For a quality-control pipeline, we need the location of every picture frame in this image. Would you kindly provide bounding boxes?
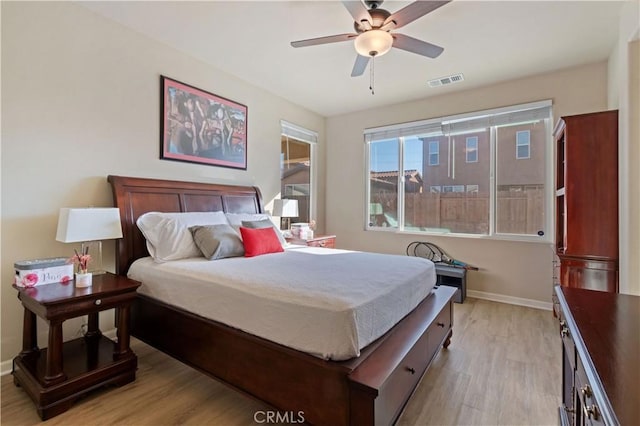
[160,76,247,170]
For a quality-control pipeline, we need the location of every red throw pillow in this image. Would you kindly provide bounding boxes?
[240,226,285,257]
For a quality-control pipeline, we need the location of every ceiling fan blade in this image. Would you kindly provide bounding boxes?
[342,1,372,28]
[385,1,451,30]
[291,33,357,48]
[351,54,370,77]
[393,33,444,58]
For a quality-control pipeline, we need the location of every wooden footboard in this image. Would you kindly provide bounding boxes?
[349,285,455,425]
[131,285,456,425]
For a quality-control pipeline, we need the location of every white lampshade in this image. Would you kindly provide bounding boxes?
[272,199,299,218]
[56,208,123,243]
[354,30,393,57]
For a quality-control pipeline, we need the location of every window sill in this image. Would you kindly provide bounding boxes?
[366,227,553,245]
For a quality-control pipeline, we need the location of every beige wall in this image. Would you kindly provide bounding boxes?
[607,0,640,296]
[0,2,325,365]
[326,62,609,305]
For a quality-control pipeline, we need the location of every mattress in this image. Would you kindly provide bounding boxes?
[128,246,436,360]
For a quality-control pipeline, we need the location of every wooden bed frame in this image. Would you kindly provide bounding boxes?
[108,175,456,425]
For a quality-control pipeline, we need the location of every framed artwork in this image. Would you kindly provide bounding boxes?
[160,76,247,170]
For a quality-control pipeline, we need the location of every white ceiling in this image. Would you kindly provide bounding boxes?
[79,1,624,117]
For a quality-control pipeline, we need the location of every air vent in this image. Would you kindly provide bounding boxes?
[428,73,465,88]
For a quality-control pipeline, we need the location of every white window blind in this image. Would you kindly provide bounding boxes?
[364,100,551,142]
[281,120,318,144]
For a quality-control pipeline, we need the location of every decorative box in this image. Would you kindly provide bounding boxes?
[290,222,310,238]
[14,257,73,287]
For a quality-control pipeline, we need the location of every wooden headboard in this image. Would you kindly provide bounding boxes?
[108,175,264,275]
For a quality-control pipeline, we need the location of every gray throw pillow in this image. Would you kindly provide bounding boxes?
[189,224,245,260]
[241,219,287,247]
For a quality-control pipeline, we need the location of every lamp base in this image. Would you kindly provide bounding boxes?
[81,240,104,275]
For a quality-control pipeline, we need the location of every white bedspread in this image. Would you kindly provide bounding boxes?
[128,246,436,360]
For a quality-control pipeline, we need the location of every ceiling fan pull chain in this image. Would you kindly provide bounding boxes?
[370,54,375,95]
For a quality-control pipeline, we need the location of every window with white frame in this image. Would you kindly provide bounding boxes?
[281,121,317,227]
[365,101,552,239]
[516,130,531,159]
[428,141,439,165]
[466,136,478,163]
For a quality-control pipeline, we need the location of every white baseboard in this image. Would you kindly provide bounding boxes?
[1,359,13,377]
[1,328,118,377]
[467,289,552,311]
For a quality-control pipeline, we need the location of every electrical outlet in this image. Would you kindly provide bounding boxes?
[77,322,88,337]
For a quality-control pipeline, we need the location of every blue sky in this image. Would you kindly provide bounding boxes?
[370,137,423,172]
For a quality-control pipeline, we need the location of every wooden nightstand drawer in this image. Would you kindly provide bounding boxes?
[287,234,336,248]
[306,236,335,248]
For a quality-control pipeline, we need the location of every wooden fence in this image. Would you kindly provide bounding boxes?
[372,190,544,235]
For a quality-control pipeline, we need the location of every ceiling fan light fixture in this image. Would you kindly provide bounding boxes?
[354,30,393,57]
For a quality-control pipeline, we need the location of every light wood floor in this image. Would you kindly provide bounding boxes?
[1,298,560,425]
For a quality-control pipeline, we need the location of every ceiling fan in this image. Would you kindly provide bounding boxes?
[291,0,451,78]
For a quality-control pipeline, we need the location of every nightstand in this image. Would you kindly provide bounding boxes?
[434,264,466,303]
[286,234,336,248]
[12,272,141,420]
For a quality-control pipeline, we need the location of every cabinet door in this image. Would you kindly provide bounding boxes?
[562,112,618,259]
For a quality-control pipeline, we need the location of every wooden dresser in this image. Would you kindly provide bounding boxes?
[554,110,618,292]
[554,286,639,425]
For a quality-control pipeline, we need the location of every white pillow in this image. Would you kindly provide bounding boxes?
[225,213,287,248]
[137,211,229,262]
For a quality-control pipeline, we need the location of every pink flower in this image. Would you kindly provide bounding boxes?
[22,273,38,288]
[60,275,72,284]
[68,248,91,273]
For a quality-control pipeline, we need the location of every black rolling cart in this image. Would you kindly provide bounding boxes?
[407,241,477,304]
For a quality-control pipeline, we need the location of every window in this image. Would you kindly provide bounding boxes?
[281,121,317,227]
[466,137,478,163]
[365,100,552,239]
[443,185,465,193]
[368,138,399,228]
[516,130,531,159]
[428,141,439,165]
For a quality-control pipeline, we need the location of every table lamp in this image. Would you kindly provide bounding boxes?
[272,199,299,231]
[56,207,123,275]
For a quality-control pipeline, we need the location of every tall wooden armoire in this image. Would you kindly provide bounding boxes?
[554,110,618,292]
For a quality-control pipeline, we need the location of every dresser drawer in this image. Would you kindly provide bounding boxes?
[428,300,452,355]
[558,311,576,371]
[576,358,606,426]
[375,331,430,425]
[559,256,618,292]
